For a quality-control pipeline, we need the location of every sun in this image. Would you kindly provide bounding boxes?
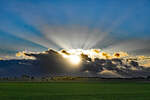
[69,55,81,65]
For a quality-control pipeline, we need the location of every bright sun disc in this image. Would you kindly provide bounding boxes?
[69,55,81,64]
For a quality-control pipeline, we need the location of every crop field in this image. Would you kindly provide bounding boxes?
[0,81,150,100]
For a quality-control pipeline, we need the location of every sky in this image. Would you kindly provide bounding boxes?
[0,0,150,58]
[0,0,150,77]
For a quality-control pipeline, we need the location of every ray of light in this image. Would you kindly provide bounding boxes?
[0,0,146,56]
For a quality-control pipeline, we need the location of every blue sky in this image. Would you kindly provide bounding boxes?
[0,0,150,58]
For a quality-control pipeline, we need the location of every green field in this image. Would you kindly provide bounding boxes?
[0,81,150,100]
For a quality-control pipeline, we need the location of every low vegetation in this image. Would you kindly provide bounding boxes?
[0,82,150,100]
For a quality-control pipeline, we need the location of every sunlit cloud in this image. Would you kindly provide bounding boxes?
[1,48,150,77]
[99,69,123,78]
[0,57,2,60]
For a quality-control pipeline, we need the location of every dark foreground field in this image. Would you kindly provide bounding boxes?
[0,81,150,100]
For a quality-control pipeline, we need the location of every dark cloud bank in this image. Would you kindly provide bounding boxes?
[0,49,150,78]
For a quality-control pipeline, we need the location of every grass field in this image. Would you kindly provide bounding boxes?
[0,81,150,100]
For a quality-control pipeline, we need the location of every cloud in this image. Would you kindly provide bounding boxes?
[20,49,83,74]
[16,51,26,57]
[113,52,128,58]
[142,63,150,68]
[14,49,150,77]
[99,70,123,78]
[16,51,35,59]
[139,59,150,68]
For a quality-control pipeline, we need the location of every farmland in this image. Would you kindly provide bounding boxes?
[0,81,150,100]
